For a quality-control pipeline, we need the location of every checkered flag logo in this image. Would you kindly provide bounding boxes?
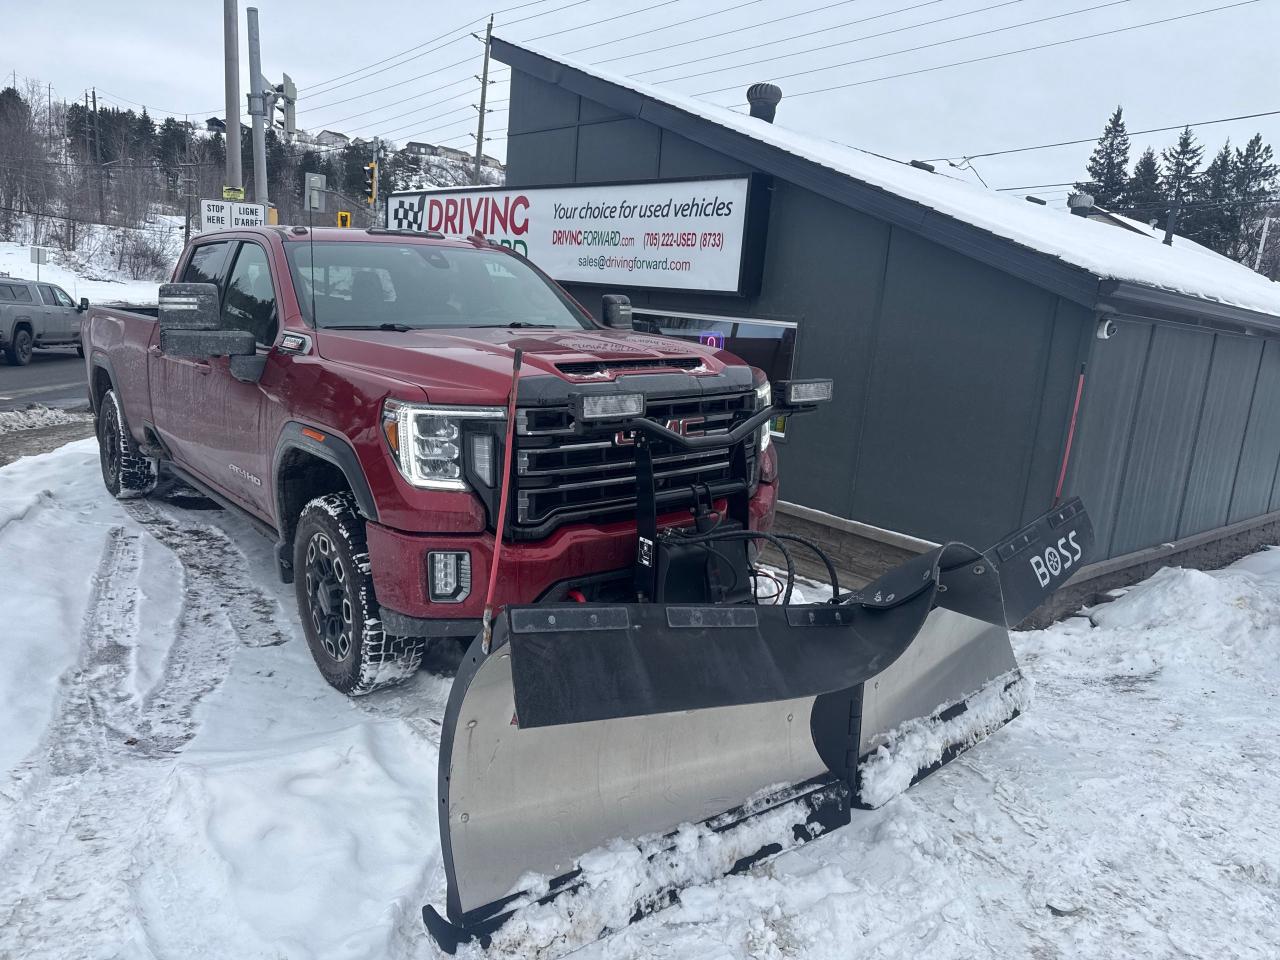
[390,196,426,231]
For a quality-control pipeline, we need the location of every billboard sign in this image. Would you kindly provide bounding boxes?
[386,176,764,294]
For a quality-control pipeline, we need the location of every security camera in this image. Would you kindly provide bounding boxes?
[1096,318,1118,341]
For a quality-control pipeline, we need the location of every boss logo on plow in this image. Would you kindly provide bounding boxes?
[1029,531,1083,587]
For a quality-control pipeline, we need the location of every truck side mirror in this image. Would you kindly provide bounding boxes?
[157,282,255,360]
[601,294,632,330]
[77,297,89,312]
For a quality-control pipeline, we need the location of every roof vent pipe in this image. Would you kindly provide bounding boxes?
[746,83,782,123]
[1068,191,1095,217]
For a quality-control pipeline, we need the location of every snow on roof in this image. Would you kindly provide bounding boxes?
[498,38,1280,320]
[1099,209,1243,266]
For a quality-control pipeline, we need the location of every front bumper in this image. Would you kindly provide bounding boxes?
[370,476,778,635]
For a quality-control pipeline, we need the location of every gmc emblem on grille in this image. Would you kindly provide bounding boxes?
[613,417,706,446]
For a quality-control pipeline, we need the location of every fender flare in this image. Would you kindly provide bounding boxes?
[88,353,119,414]
[272,421,379,523]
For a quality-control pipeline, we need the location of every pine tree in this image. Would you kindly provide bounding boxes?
[1126,147,1164,226]
[131,108,155,162]
[1231,134,1279,263]
[1182,142,1234,253]
[1076,106,1130,208]
[1160,126,1204,206]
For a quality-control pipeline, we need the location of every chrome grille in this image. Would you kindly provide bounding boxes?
[512,391,757,534]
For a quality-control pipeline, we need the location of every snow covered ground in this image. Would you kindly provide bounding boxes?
[2,439,1278,959]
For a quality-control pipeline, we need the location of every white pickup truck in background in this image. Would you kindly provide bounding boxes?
[0,275,88,365]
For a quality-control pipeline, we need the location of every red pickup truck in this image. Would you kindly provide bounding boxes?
[84,226,778,694]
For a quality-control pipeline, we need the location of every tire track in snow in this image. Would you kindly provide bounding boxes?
[0,502,290,959]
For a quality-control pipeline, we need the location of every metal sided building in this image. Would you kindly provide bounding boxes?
[392,37,1280,583]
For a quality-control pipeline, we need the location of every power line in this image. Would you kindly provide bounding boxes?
[767,1,1261,102]
[599,0,868,66]
[297,50,483,113]
[502,0,593,28]
[91,88,216,119]
[927,108,1280,162]
[300,27,477,94]
[296,0,585,111]
[693,0,1133,95]
[525,0,681,44]
[301,33,476,99]
[565,0,768,56]
[997,180,1080,191]
[650,0,1028,85]
[298,0,564,94]
[308,78,505,133]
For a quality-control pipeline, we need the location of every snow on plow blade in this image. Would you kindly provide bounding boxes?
[424,498,1093,954]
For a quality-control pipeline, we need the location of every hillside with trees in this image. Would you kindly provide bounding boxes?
[0,78,500,279]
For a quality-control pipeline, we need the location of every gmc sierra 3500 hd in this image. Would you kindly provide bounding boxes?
[83,226,780,694]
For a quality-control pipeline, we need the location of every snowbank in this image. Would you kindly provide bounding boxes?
[0,404,94,435]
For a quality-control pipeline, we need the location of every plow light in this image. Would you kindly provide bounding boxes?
[574,393,646,422]
[781,379,834,405]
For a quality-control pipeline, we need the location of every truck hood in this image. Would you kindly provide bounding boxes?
[314,326,740,404]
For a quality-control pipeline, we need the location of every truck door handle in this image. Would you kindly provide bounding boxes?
[148,345,162,356]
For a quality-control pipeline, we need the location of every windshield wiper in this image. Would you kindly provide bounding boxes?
[496,322,557,329]
[323,323,413,332]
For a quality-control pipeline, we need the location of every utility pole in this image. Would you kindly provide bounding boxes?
[223,0,243,198]
[91,87,104,221]
[247,6,269,205]
[1255,215,1272,272]
[472,15,493,186]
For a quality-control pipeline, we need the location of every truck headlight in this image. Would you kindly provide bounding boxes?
[383,400,505,490]
[754,380,772,451]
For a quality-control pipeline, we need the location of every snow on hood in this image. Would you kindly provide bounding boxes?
[497,38,1280,320]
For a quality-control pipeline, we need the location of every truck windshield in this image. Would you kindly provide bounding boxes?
[283,241,592,330]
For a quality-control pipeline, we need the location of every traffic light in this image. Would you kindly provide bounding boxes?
[363,161,378,206]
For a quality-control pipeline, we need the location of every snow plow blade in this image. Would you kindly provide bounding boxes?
[424,498,1092,954]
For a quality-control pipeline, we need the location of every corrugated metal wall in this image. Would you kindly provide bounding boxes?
[1067,319,1280,559]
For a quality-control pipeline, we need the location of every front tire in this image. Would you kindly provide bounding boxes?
[5,327,33,365]
[293,492,425,696]
[97,388,156,498]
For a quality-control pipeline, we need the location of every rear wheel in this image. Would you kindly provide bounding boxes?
[5,327,33,366]
[293,492,425,696]
[97,388,156,498]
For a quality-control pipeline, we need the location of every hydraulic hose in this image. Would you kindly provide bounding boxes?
[768,534,840,603]
[671,529,797,604]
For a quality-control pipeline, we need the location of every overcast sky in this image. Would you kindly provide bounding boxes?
[3,0,1276,201]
